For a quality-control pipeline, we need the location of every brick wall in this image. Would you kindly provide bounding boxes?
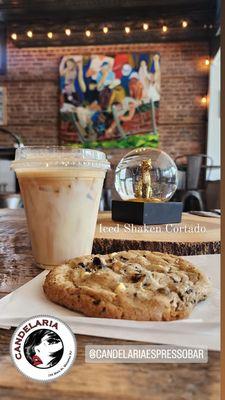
[0,41,209,159]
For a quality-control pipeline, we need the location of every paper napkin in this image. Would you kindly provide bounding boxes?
[0,255,220,351]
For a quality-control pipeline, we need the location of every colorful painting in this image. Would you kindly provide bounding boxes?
[59,53,160,148]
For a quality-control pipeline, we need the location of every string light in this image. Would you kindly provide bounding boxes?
[182,20,188,28]
[27,30,33,38]
[65,28,71,36]
[204,58,210,66]
[143,23,149,31]
[201,96,207,105]
[11,20,212,41]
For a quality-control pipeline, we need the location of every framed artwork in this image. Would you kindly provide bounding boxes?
[59,53,160,149]
[0,87,7,125]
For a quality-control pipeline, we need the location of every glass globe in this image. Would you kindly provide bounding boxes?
[115,148,178,202]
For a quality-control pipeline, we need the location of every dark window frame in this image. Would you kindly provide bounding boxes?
[0,25,7,75]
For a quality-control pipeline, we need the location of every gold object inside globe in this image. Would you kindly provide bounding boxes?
[132,159,162,202]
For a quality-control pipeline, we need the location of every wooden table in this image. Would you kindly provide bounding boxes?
[93,211,220,255]
[0,209,220,400]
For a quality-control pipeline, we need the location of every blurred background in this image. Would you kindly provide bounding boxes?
[0,0,221,213]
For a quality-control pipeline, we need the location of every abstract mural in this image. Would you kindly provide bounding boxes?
[59,53,160,148]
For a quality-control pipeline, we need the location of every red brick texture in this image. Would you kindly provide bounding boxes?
[0,41,209,159]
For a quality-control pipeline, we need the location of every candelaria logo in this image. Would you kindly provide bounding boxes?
[10,315,76,382]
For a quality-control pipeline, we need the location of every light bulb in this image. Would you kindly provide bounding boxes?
[182,20,188,28]
[204,58,210,66]
[47,32,53,39]
[143,23,149,31]
[27,30,33,38]
[65,28,71,36]
[85,30,91,37]
[201,96,207,105]
[11,33,17,40]
[162,25,168,33]
[103,26,109,34]
[125,26,131,34]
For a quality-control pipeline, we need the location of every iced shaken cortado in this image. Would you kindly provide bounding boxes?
[12,147,110,269]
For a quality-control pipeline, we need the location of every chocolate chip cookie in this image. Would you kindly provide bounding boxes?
[43,251,211,321]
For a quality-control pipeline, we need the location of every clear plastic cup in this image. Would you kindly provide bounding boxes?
[11,146,110,269]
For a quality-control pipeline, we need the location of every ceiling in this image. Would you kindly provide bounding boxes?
[0,0,220,46]
[0,0,218,23]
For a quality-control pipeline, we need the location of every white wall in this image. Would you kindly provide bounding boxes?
[207,48,221,181]
[0,159,16,192]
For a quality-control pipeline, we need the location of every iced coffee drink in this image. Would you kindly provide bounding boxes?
[12,147,110,268]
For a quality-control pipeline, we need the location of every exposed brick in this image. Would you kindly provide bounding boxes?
[0,40,209,158]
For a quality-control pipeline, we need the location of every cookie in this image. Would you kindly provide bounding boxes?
[43,251,211,321]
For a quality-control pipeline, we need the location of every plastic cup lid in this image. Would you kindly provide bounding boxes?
[11,146,110,170]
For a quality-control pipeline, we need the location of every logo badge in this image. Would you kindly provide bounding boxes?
[10,315,76,381]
